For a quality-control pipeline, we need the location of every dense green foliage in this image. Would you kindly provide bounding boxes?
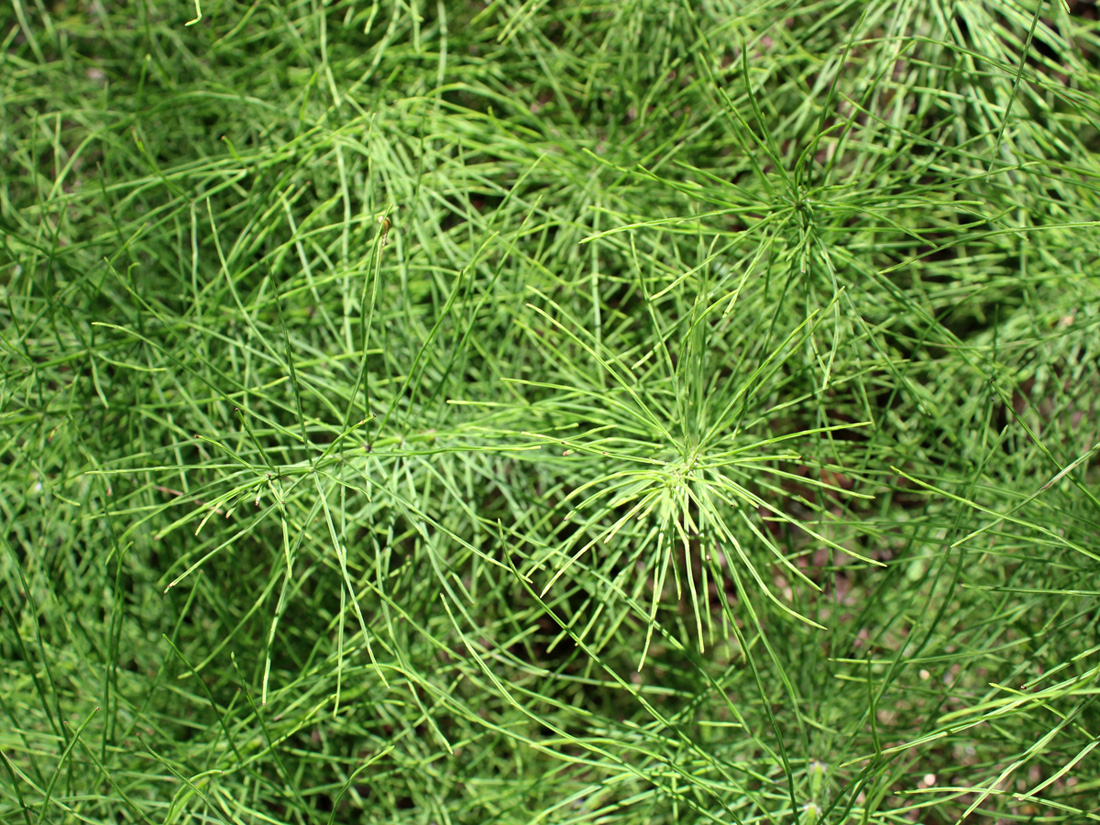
[3,0,1100,822]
